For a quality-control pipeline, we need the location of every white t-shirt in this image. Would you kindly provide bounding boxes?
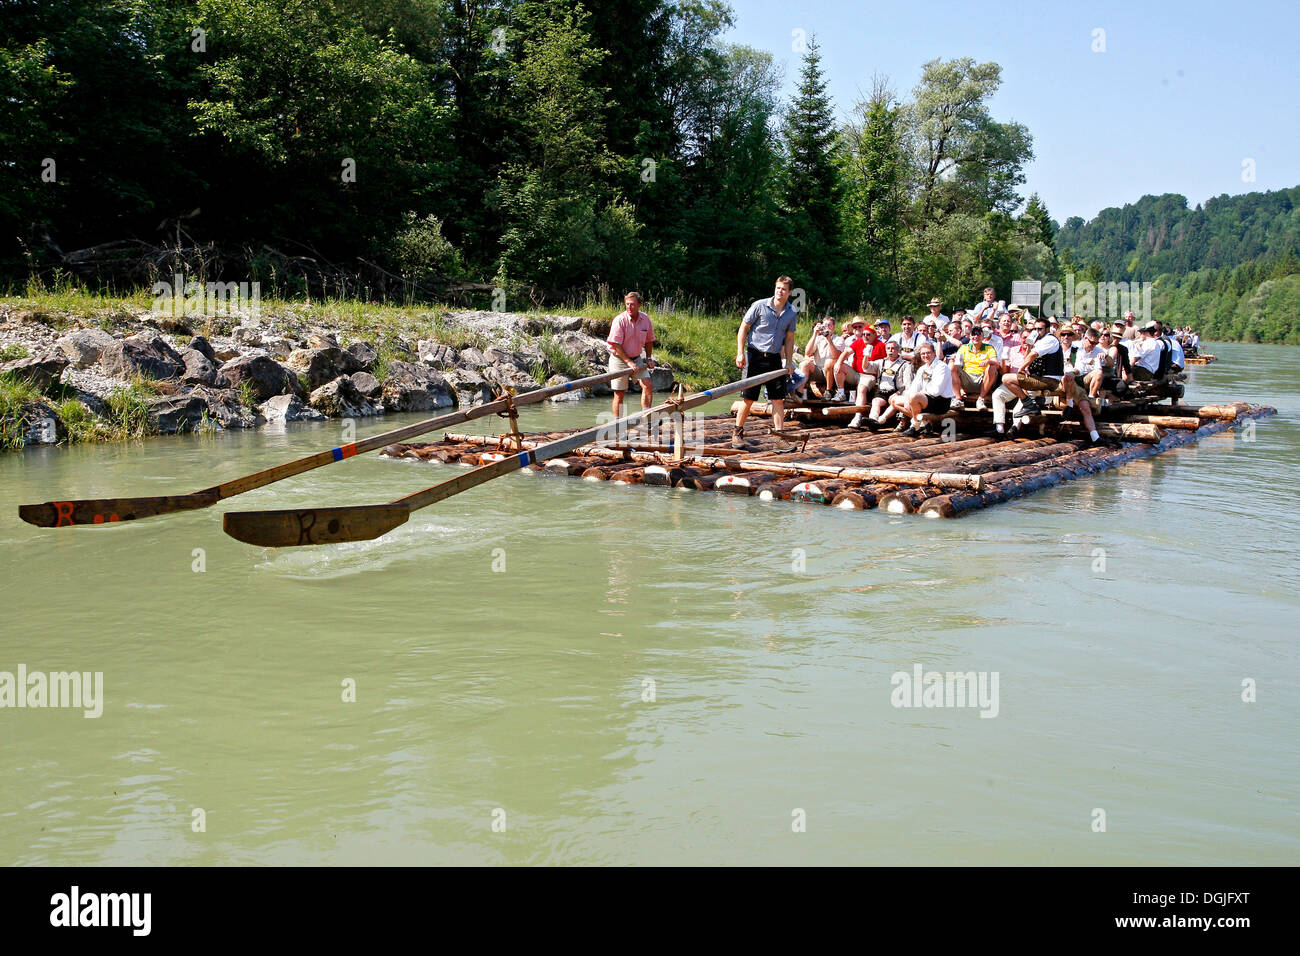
[889,330,926,354]
[907,357,956,399]
[1167,336,1185,367]
[1133,337,1164,373]
[1073,343,1106,375]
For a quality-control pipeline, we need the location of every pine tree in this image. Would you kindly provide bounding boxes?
[783,36,841,288]
[1020,193,1054,249]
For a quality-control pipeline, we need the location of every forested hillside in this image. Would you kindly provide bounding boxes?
[1056,189,1300,343]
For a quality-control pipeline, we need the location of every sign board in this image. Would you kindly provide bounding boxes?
[1011,280,1042,308]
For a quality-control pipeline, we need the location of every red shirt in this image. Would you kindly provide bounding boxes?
[847,336,885,373]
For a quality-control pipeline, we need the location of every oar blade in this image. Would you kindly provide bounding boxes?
[222,504,410,548]
[19,493,217,527]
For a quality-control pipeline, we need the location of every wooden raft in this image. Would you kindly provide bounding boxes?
[378,403,1275,519]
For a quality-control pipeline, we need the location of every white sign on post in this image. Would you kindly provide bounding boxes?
[1011,280,1042,308]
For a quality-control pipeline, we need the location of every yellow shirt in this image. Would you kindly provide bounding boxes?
[956,342,997,377]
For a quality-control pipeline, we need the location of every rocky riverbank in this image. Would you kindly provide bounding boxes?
[0,305,675,449]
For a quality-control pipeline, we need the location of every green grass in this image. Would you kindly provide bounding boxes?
[0,372,45,450]
[103,384,156,441]
[536,331,594,380]
[0,343,30,361]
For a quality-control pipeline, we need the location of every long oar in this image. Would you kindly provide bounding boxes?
[223,367,786,547]
[18,366,637,527]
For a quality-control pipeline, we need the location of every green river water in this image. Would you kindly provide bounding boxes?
[1,341,1296,865]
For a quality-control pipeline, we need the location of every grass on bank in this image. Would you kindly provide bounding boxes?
[5,284,870,392]
[0,367,167,450]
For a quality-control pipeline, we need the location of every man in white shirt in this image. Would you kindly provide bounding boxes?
[1130,321,1166,380]
[998,316,1102,442]
[925,297,949,328]
[890,341,955,437]
[888,315,926,359]
[1164,324,1185,371]
[1073,327,1107,401]
[969,287,1001,324]
[797,316,839,398]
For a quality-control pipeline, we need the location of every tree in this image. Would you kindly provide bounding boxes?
[782,35,841,287]
[840,77,908,304]
[908,57,1032,226]
[492,2,640,290]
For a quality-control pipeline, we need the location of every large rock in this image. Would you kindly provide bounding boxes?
[482,364,542,392]
[306,330,338,350]
[285,346,361,390]
[210,338,242,362]
[259,393,326,423]
[545,374,583,402]
[416,340,457,370]
[146,386,257,433]
[548,314,584,333]
[381,361,456,412]
[56,328,115,368]
[6,401,62,445]
[550,331,605,368]
[345,341,378,372]
[178,347,225,387]
[99,333,185,381]
[0,351,69,391]
[349,371,382,402]
[309,375,381,418]
[218,354,304,402]
[443,369,494,407]
[456,346,486,369]
[483,345,528,371]
[260,335,300,360]
[187,335,217,361]
[580,316,612,338]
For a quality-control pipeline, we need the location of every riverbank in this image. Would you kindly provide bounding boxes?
[0,291,730,451]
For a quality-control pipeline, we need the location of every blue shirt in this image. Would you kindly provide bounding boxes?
[742,298,798,354]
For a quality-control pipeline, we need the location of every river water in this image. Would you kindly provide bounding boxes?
[1,341,1296,865]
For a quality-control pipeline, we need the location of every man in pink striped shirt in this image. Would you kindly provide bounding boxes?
[606,291,656,417]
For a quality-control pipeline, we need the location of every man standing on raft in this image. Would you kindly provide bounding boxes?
[732,276,799,451]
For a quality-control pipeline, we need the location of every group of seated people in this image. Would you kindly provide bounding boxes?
[793,288,1194,443]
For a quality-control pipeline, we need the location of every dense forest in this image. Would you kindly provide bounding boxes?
[2,0,1051,313]
[2,0,1296,341]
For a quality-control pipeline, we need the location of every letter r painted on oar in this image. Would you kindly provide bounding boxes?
[54,501,75,526]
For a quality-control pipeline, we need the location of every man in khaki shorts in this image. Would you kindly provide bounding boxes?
[606,291,655,418]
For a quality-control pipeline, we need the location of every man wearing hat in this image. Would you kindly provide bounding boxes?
[1130,320,1166,380]
[926,297,949,327]
[830,316,884,401]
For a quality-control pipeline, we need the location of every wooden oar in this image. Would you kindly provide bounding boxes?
[223,368,787,547]
[18,366,635,527]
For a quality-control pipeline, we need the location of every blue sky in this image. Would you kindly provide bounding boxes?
[724,0,1300,223]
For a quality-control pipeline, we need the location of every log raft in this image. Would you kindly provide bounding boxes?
[380,401,1275,519]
